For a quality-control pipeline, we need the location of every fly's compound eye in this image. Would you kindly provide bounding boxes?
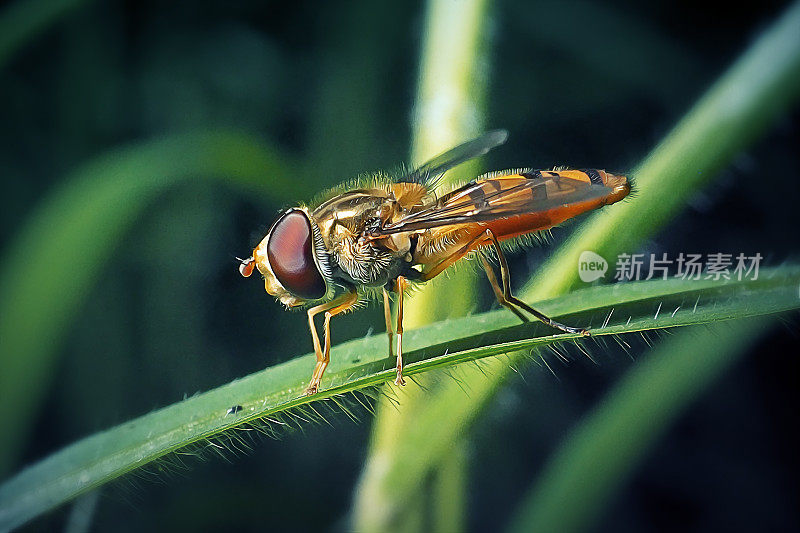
[266,210,327,300]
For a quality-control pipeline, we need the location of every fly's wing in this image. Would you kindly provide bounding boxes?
[399,129,509,185]
[375,171,612,235]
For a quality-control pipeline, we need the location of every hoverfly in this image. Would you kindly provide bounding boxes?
[239,130,630,395]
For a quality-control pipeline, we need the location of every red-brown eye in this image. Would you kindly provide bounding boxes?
[266,210,326,300]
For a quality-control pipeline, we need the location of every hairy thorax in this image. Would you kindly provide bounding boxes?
[312,188,413,287]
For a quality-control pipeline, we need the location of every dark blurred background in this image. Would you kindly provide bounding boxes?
[0,0,798,531]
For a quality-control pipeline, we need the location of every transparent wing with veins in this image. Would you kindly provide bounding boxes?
[399,129,509,185]
[376,171,613,235]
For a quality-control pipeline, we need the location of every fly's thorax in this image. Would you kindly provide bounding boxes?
[387,233,412,256]
[252,208,333,308]
[309,189,414,287]
[326,224,404,287]
[312,189,392,242]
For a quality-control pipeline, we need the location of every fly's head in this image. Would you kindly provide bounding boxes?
[239,208,330,308]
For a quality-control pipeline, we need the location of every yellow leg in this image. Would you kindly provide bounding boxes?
[305,290,359,395]
[421,229,589,336]
[394,276,409,386]
[383,288,394,359]
[418,231,491,282]
[480,230,589,336]
[480,254,528,323]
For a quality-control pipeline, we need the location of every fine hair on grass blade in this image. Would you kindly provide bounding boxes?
[1,268,799,530]
[507,317,775,533]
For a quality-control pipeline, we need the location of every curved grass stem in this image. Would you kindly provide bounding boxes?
[1,269,798,530]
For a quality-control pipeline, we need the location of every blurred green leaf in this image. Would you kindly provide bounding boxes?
[524,0,800,301]
[517,1,702,108]
[2,267,798,531]
[0,130,298,475]
[349,1,800,525]
[507,317,774,533]
[433,441,468,533]
[0,0,88,71]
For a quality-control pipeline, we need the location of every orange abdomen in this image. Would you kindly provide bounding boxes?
[484,169,630,240]
[414,169,630,264]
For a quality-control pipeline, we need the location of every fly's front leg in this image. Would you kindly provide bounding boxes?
[482,230,589,336]
[393,277,409,386]
[305,290,359,395]
[306,301,335,396]
[382,288,394,359]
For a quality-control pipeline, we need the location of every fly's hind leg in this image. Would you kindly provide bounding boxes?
[305,290,359,395]
[416,228,588,339]
[479,254,528,323]
[480,230,589,336]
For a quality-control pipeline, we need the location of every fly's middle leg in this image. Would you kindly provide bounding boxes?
[382,288,394,359]
[393,276,409,386]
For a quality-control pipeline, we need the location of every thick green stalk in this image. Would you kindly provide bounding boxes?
[405,0,491,328]
[353,0,492,530]
[433,441,468,533]
[348,0,800,522]
[507,317,773,533]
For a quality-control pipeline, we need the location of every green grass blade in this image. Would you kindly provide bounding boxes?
[0,131,297,475]
[507,317,774,533]
[347,1,800,520]
[1,267,798,530]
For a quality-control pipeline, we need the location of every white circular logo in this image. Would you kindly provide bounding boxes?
[578,251,608,282]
